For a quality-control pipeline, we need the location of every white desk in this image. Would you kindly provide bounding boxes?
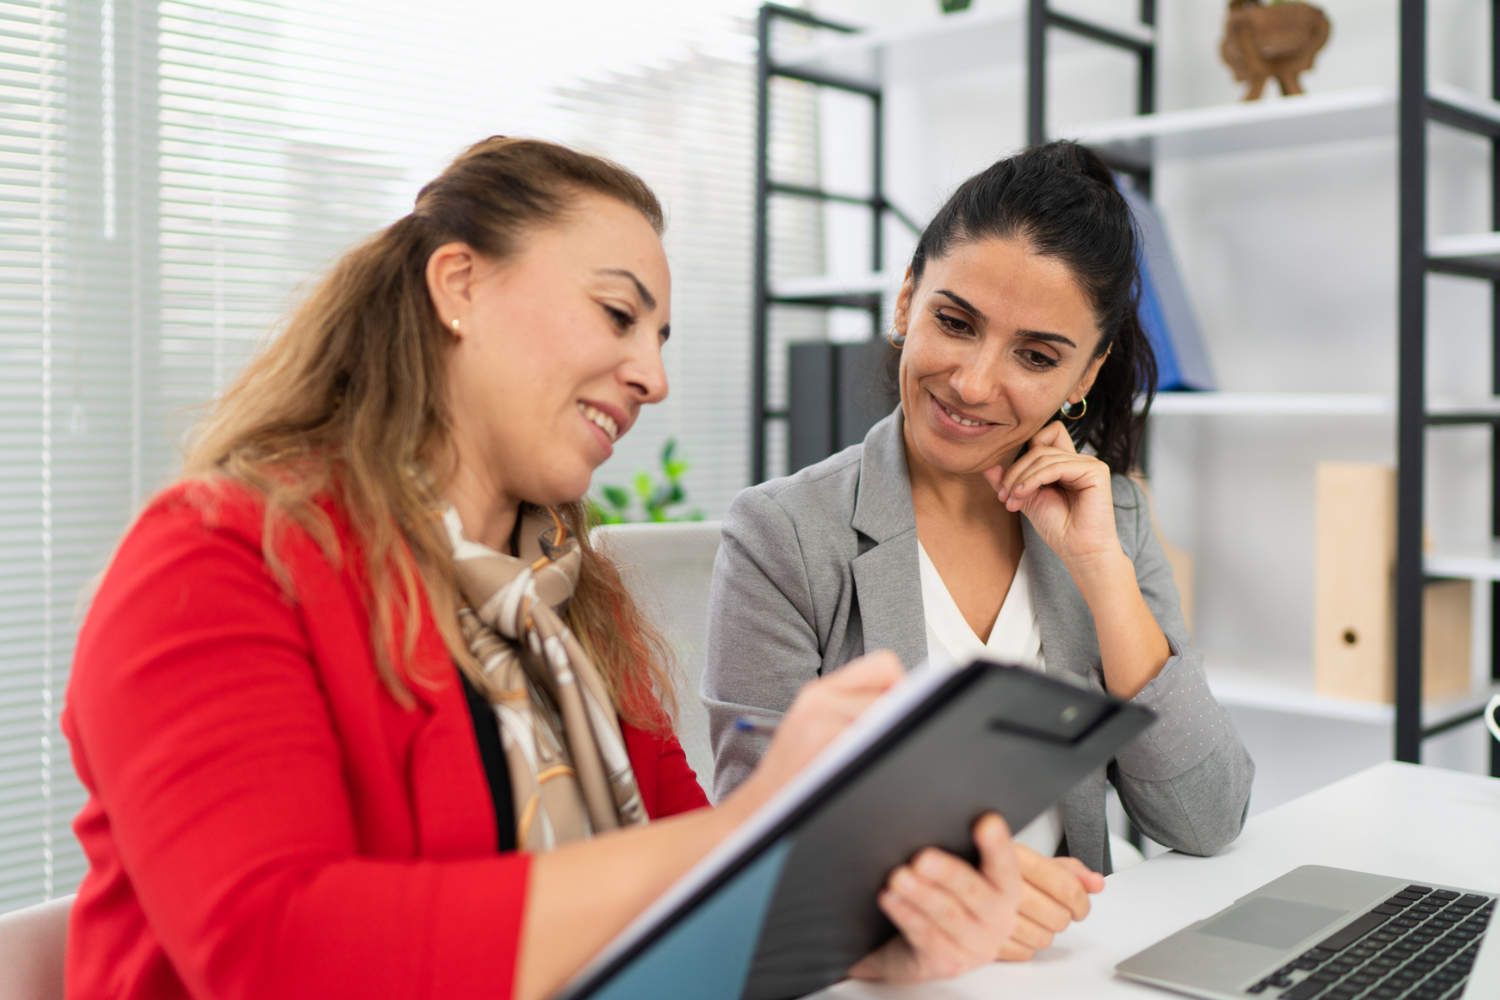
[820,762,1500,999]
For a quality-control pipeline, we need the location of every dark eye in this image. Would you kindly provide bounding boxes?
[934,311,972,336]
[603,305,633,330]
[1018,349,1060,371]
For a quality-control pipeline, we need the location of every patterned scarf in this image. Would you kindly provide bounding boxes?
[443,505,648,850]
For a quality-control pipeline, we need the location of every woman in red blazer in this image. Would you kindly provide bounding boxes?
[63,137,1023,1000]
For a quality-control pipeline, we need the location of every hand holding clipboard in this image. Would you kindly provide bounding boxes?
[557,655,1155,1000]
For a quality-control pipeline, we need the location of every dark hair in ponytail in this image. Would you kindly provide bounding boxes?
[900,140,1156,474]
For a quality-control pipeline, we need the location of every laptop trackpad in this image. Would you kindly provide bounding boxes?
[1199,898,1348,950]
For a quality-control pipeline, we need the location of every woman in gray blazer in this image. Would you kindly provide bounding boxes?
[703,142,1253,958]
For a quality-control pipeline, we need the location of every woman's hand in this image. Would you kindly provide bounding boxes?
[847,813,1023,984]
[983,420,1119,575]
[726,651,906,820]
[986,420,1171,700]
[520,652,905,1000]
[997,845,1105,961]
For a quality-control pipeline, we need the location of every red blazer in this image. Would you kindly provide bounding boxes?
[62,481,708,1000]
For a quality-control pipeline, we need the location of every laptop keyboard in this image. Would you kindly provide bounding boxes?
[1244,886,1495,1000]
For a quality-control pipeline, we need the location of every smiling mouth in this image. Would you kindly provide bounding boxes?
[578,402,620,442]
[933,394,993,429]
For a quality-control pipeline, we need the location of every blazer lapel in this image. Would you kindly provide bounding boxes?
[850,538,924,668]
[1021,518,1101,689]
[849,408,927,670]
[386,576,498,857]
[1020,519,1112,872]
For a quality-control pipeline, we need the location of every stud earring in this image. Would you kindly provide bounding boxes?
[450,318,460,333]
[887,325,906,349]
[1060,398,1088,420]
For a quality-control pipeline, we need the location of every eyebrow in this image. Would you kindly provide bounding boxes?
[933,288,1077,349]
[597,267,656,311]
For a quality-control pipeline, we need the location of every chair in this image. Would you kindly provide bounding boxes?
[593,520,723,800]
[0,895,72,1000]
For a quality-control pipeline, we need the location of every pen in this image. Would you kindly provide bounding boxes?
[733,714,780,735]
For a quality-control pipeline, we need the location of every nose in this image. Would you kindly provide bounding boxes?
[621,330,669,405]
[949,340,1004,405]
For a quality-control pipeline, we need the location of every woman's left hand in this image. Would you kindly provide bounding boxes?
[983,420,1120,574]
[997,844,1105,961]
[847,813,1023,984]
[987,420,1172,700]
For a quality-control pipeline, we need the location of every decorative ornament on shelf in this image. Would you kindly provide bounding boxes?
[1220,0,1331,101]
[938,0,972,12]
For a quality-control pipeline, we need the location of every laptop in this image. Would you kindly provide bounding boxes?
[1118,865,1497,1000]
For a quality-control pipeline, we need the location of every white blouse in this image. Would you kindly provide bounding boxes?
[916,541,1065,857]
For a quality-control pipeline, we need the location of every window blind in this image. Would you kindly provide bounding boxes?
[557,46,761,516]
[1,0,105,908]
[0,0,763,914]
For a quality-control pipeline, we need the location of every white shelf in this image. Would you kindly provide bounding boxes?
[1067,87,1395,164]
[1147,393,1500,418]
[1428,79,1500,131]
[1429,231,1500,272]
[1206,659,1500,727]
[1147,392,1393,416]
[1068,82,1500,166]
[773,1,1151,90]
[769,271,896,303]
[1427,398,1500,420]
[1426,542,1500,582]
[1207,661,1393,723]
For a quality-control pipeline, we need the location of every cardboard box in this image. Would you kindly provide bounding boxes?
[1313,462,1471,703]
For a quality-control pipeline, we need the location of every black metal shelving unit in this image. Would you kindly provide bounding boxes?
[752,4,901,484]
[752,2,1156,484]
[1028,0,1156,191]
[1395,0,1500,776]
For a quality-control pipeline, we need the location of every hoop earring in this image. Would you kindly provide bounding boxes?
[887,325,905,349]
[1060,398,1087,420]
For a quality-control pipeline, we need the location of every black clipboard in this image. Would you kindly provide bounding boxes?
[554,656,1156,1000]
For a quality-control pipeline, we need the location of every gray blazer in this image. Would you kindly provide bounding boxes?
[702,408,1253,874]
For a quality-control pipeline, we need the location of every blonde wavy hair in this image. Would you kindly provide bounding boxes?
[182,136,677,730]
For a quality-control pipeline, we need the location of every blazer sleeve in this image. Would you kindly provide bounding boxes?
[700,487,824,802]
[1109,476,1255,857]
[64,500,530,1000]
[623,724,710,818]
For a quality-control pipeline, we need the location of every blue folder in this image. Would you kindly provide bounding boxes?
[1117,177,1217,392]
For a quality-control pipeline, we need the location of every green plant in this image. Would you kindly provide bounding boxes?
[588,438,704,525]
